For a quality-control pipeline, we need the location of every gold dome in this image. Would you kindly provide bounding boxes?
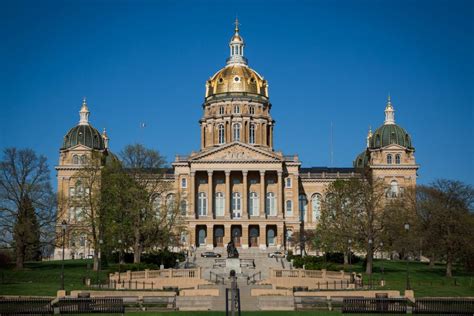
[205,64,268,99]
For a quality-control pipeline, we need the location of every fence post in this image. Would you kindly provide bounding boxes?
[145,269,149,279]
[126,270,131,280]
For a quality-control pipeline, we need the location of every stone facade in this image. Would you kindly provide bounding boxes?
[54,22,418,259]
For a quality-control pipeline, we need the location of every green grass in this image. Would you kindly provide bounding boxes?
[0,258,473,297]
[99,313,341,316]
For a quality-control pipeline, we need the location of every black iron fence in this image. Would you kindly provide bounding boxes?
[413,298,474,314]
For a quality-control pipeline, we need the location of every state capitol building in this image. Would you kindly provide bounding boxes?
[55,22,419,259]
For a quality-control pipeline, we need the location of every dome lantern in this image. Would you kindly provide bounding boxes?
[384,95,395,125]
[227,18,247,66]
[79,97,90,126]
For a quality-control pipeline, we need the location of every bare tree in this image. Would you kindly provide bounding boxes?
[0,148,56,268]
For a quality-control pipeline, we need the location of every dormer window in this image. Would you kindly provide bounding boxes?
[387,154,393,164]
[249,106,255,115]
[234,105,240,114]
[395,154,401,164]
[73,155,79,164]
[219,106,224,115]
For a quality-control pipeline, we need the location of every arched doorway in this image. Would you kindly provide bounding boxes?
[214,225,224,247]
[196,226,207,247]
[231,225,242,247]
[266,226,277,247]
[249,225,259,247]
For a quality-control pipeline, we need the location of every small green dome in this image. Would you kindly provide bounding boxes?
[62,124,105,150]
[369,124,412,149]
[354,150,370,168]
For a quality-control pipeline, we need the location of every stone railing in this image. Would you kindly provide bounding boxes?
[109,268,201,282]
[299,172,360,179]
[261,268,352,290]
[271,269,349,280]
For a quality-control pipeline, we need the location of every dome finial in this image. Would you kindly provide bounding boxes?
[79,97,90,125]
[366,125,372,147]
[227,18,247,65]
[234,17,240,32]
[102,127,109,148]
[384,95,395,125]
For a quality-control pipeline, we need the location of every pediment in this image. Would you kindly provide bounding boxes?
[62,144,94,152]
[190,142,281,162]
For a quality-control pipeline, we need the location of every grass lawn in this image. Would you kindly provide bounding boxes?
[0,258,473,297]
[96,313,341,316]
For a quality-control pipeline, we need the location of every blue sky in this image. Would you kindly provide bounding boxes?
[1,0,473,186]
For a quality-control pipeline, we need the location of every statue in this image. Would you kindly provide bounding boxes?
[226,240,239,258]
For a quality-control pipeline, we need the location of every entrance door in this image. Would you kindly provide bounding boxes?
[214,226,224,247]
[249,226,259,247]
[231,226,242,247]
[266,227,276,246]
[197,227,206,246]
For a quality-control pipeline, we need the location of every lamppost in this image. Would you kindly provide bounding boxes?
[404,223,411,290]
[368,238,373,289]
[380,241,385,286]
[348,239,353,283]
[96,239,103,286]
[60,220,67,291]
[118,239,122,284]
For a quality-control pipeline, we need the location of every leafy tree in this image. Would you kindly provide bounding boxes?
[13,196,41,266]
[0,148,56,269]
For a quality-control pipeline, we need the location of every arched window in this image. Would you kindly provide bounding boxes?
[152,194,162,216]
[75,181,84,196]
[299,194,308,222]
[389,180,399,198]
[249,124,256,144]
[266,192,276,216]
[387,154,393,164]
[311,194,322,221]
[249,106,255,114]
[234,105,240,114]
[215,192,225,216]
[73,155,79,164]
[375,135,381,147]
[232,192,242,218]
[218,124,225,144]
[395,154,401,164]
[249,192,259,216]
[233,124,241,141]
[166,193,175,214]
[267,228,276,246]
[286,200,293,216]
[180,200,187,215]
[198,192,207,216]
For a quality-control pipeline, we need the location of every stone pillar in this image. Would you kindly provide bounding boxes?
[242,170,248,219]
[224,225,231,244]
[260,171,265,218]
[207,225,214,250]
[225,171,231,218]
[189,225,196,247]
[190,172,196,218]
[293,174,298,220]
[277,224,284,248]
[277,171,283,219]
[263,123,267,147]
[208,171,213,218]
[259,224,266,249]
[210,123,214,146]
[242,224,249,249]
[201,123,205,149]
[269,125,273,149]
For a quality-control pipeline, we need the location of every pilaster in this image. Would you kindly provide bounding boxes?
[242,170,248,219]
[260,171,265,218]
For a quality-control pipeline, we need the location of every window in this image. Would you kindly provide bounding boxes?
[249,192,259,216]
[395,154,401,164]
[152,194,162,216]
[218,124,225,144]
[267,228,276,245]
[166,194,175,214]
[249,124,256,144]
[232,178,240,184]
[219,106,224,115]
[73,155,79,164]
[79,235,86,247]
[233,123,241,141]
[286,200,293,216]
[181,177,187,188]
[215,192,225,216]
[375,135,381,147]
[267,178,275,184]
[68,207,75,222]
[79,155,85,165]
[234,105,240,113]
[250,178,257,185]
[198,192,207,216]
[249,106,255,114]
[285,177,292,188]
[387,154,393,164]
[311,194,322,221]
[232,192,241,217]
[180,200,187,215]
[75,181,84,196]
[299,194,308,222]
[266,192,276,216]
[69,187,76,197]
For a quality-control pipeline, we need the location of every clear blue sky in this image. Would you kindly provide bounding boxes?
[1,0,473,186]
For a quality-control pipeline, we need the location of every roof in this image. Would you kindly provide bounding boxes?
[61,124,105,150]
[300,167,356,173]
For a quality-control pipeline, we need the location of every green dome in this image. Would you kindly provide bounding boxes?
[62,124,105,150]
[354,150,370,168]
[369,124,413,149]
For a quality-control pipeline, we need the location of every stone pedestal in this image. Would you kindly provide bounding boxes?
[225,258,241,274]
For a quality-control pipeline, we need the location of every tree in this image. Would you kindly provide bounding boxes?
[13,196,41,266]
[0,148,56,269]
[416,180,474,277]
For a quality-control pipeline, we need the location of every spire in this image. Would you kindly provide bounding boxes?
[102,128,109,149]
[227,18,247,65]
[384,94,395,125]
[366,125,372,147]
[79,97,90,125]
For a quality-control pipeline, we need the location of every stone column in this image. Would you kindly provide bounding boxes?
[201,123,205,149]
[190,172,196,218]
[242,170,248,219]
[277,224,284,248]
[224,225,231,244]
[225,171,231,218]
[208,171,213,218]
[260,171,265,218]
[259,224,266,249]
[277,171,283,219]
[189,225,196,248]
[207,225,214,250]
[293,174,299,220]
[263,123,267,147]
[242,224,249,249]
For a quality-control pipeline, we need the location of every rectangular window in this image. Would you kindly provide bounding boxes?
[181,178,187,188]
[69,187,75,197]
[285,177,292,188]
